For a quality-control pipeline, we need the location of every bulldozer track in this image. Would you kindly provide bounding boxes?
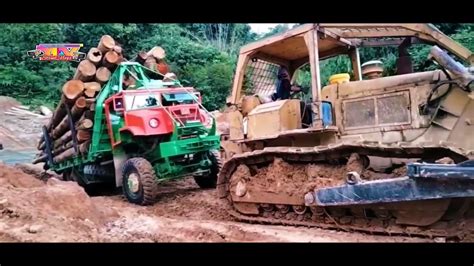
[217,142,474,239]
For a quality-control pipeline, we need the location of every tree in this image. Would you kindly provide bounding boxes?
[259,24,291,39]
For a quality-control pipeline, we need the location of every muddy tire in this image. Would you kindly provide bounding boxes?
[122,157,158,205]
[63,167,87,187]
[194,150,222,189]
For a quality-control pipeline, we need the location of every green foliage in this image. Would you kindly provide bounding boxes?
[0,24,71,107]
[260,24,291,39]
[0,23,253,110]
[183,62,234,111]
[451,25,474,52]
[178,23,257,55]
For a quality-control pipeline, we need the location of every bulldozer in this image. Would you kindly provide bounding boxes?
[217,24,474,239]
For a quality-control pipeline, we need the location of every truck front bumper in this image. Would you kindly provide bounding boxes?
[159,135,220,158]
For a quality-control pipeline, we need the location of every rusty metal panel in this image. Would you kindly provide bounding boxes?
[343,91,411,130]
[377,93,410,125]
[343,98,376,128]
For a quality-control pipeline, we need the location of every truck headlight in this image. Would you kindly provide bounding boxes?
[149,118,159,128]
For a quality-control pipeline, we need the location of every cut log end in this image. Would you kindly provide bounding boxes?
[84,88,97,98]
[98,35,116,53]
[148,46,166,60]
[62,80,85,101]
[144,56,157,70]
[73,60,97,82]
[87,48,103,65]
[95,67,111,84]
[103,51,120,69]
[75,96,87,109]
[76,118,93,130]
[84,82,101,92]
[157,62,169,74]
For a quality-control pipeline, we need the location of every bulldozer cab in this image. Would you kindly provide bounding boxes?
[227,24,473,141]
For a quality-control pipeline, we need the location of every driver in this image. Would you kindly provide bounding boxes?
[271,66,301,101]
[146,96,158,107]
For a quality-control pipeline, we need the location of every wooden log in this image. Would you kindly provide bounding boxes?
[62,80,85,102]
[95,67,111,84]
[84,88,96,98]
[123,74,136,88]
[73,59,96,82]
[53,138,89,156]
[113,45,123,55]
[85,98,96,109]
[79,140,90,154]
[52,118,72,140]
[32,153,47,164]
[53,146,75,163]
[38,140,45,151]
[157,62,169,74]
[97,35,115,53]
[53,141,73,156]
[48,99,68,131]
[85,98,96,104]
[52,97,87,139]
[53,131,72,149]
[102,51,121,70]
[70,97,87,119]
[48,80,85,130]
[135,51,148,65]
[144,57,163,79]
[84,82,101,95]
[37,135,45,149]
[163,72,177,82]
[84,110,95,120]
[144,56,157,70]
[53,140,90,163]
[87,48,102,66]
[76,118,93,130]
[76,130,91,142]
[147,46,166,60]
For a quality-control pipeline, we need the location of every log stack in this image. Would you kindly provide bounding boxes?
[34,34,172,166]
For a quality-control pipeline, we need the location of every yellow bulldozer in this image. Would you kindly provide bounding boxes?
[217,24,474,239]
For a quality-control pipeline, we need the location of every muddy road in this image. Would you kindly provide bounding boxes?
[0,96,432,242]
[0,161,430,242]
[0,163,431,242]
[95,177,431,242]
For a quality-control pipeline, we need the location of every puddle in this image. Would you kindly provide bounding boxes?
[0,149,36,165]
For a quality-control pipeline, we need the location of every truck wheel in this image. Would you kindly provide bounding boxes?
[63,167,87,187]
[194,150,222,189]
[122,158,159,205]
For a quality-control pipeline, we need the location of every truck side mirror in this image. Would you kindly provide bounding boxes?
[114,97,124,112]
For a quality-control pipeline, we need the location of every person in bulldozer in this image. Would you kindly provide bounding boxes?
[271,66,302,101]
[270,66,312,127]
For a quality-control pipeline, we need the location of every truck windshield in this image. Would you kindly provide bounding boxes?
[124,94,160,110]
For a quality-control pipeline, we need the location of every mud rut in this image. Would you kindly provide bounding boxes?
[0,99,441,242]
[92,177,434,242]
[0,161,436,242]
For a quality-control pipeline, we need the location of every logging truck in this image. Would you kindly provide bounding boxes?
[36,62,220,205]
